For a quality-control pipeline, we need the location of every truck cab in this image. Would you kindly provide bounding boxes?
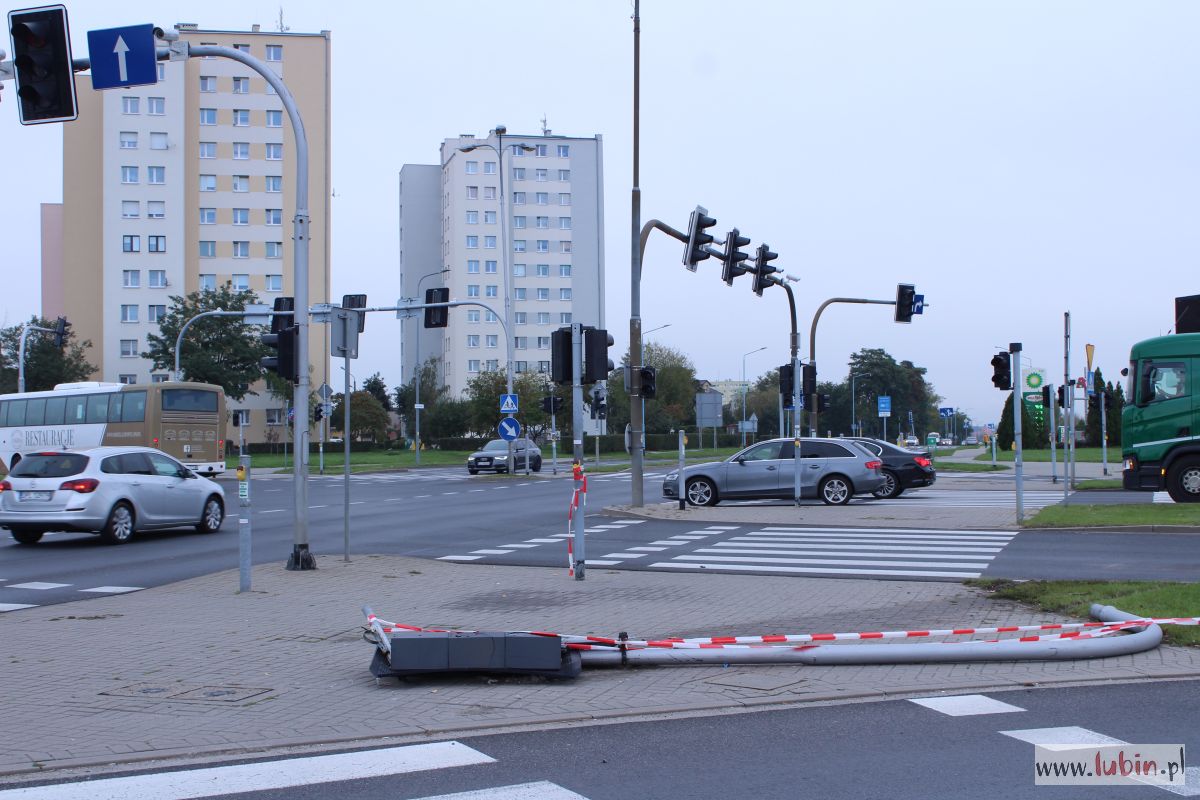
[1122,333,1200,501]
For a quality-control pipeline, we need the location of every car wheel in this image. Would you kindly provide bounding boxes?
[532,457,542,473]
[100,502,135,544]
[468,468,478,475]
[196,495,224,533]
[819,475,853,505]
[872,470,903,499]
[10,527,44,545]
[1167,457,1200,503]
[685,477,719,506]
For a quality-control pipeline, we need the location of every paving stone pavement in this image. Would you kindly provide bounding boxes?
[1,554,1198,781]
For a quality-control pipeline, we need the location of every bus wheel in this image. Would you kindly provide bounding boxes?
[196,495,225,533]
[10,527,44,545]
[100,502,135,544]
[1167,457,1200,503]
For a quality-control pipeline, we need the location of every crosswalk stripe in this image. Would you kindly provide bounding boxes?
[672,554,990,569]
[0,603,37,612]
[700,547,998,560]
[438,555,483,561]
[731,536,1010,547]
[909,694,1025,716]
[720,540,1005,553]
[652,561,981,578]
[760,526,1012,535]
[79,586,144,594]
[411,781,590,800]
[5,582,70,590]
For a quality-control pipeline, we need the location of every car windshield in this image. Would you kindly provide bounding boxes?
[10,453,89,478]
[483,440,508,451]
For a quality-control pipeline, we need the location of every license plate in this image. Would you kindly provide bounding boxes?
[20,491,52,502]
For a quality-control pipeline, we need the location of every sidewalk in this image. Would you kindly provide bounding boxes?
[2,554,1198,782]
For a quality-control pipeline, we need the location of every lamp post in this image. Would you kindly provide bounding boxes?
[850,372,871,436]
[741,346,767,447]
[638,323,669,440]
[411,268,449,465]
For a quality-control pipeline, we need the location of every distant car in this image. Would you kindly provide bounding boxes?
[846,437,937,499]
[904,436,920,447]
[0,447,225,545]
[467,439,542,474]
[938,438,953,446]
[662,438,884,506]
[964,436,978,445]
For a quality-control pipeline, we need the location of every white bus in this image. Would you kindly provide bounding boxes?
[0,381,227,476]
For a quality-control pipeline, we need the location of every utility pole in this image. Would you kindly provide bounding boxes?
[1010,342,1025,524]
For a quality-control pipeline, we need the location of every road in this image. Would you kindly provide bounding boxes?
[2,468,1198,611]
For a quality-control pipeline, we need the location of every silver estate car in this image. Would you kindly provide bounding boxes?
[0,447,225,545]
[466,439,542,474]
[662,438,885,506]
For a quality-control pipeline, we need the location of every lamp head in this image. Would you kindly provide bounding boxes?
[493,125,507,136]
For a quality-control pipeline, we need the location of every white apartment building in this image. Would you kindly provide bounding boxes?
[41,24,332,444]
[399,130,604,398]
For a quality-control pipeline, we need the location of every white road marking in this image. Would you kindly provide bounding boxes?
[669,535,709,540]
[79,586,143,594]
[704,525,741,530]
[308,505,327,509]
[909,694,1025,716]
[672,554,989,569]
[651,540,686,546]
[628,546,668,552]
[415,495,432,498]
[601,552,647,559]
[5,582,70,591]
[651,562,981,579]
[261,509,284,514]
[0,603,37,612]
[586,560,623,566]
[438,555,483,561]
[760,526,1012,536]
[410,780,591,799]
[499,544,539,549]
[471,549,514,555]
[1000,726,1127,749]
[524,538,562,544]
[702,547,1001,559]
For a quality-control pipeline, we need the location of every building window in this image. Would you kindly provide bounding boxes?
[199,141,216,159]
[120,339,138,357]
[467,259,480,273]
[484,210,497,225]
[512,264,526,277]
[536,168,548,182]
[147,201,164,219]
[233,109,250,126]
[515,361,528,373]
[559,193,572,206]
[199,241,216,258]
[559,264,572,277]
[266,143,283,161]
[485,310,498,322]
[150,374,169,384]
[266,44,283,61]
[535,144,548,157]
[485,285,498,298]
[486,335,498,348]
[536,264,550,277]
[468,360,481,373]
[467,335,480,348]
[558,169,570,181]
[266,209,282,225]
[537,336,551,349]
[485,260,498,273]
[511,144,526,156]
[265,408,284,426]
[486,359,499,371]
[514,337,528,350]
[536,216,549,229]
[466,185,478,199]
[466,210,478,225]
[148,304,166,323]
[560,312,572,324]
[467,284,480,297]
[233,142,250,160]
[538,360,551,374]
[559,217,572,230]
[513,215,526,229]
[513,240,526,253]
[147,166,165,185]
[233,175,250,192]
[266,176,282,193]
[148,236,166,253]
[122,270,140,288]
[231,274,249,291]
[149,270,167,288]
[120,304,138,323]
[199,274,216,291]
[199,76,216,92]
[123,235,140,252]
[537,312,550,325]
[150,132,168,150]
[465,160,478,174]
[199,108,216,125]
[512,192,526,205]
[557,145,570,157]
[465,235,479,249]
[466,310,480,323]
[266,242,283,258]
[265,274,283,292]
[232,208,249,225]
[514,288,527,300]
[119,131,138,149]
[122,96,139,114]
[233,43,250,52]
[119,374,137,385]
[484,235,496,249]
[535,192,549,205]
[484,186,496,200]
[199,174,216,191]
[560,241,572,254]
[512,167,525,180]
[232,241,249,258]
[233,77,249,94]
[515,312,528,324]
[560,288,573,300]
[122,201,140,219]
[266,109,282,127]
[200,207,216,225]
[121,166,139,184]
[536,288,550,301]
[536,240,549,253]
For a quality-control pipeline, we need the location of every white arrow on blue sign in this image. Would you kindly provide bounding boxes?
[87,25,158,90]
[939,407,955,417]
[499,393,519,414]
[498,418,522,441]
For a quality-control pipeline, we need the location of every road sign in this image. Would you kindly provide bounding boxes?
[243,303,271,327]
[87,24,157,90]
[499,393,519,414]
[1086,370,1095,395]
[939,407,954,418]
[498,418,522,441]
[878,396,892,417]
[913,294,925,315]
[317,382,333,402]
[1076,377,1086,389]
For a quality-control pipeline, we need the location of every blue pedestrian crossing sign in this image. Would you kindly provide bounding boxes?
[87,25,158,90]
[499,393,519,414]
[498,418,522,441]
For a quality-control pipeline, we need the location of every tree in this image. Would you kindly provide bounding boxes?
[363,372,392,412]
[996,391,1040,451]
[395,358,448,444]
[142,284,270,401]
[463,369,560,441]
[426,397,472,439]
[0,316,96,393]
[330,390,388,442]
[604,342,698,435]
[1083,369,1123,448]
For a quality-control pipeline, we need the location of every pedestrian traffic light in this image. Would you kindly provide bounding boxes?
[583,327,614,384]
[895,284,917,323]
[541,396,563,414]
[261,325,299,384]
[270,296,295,334]
[313,403,324,423]
[721,228,752,286]
[751,243,780,297]
[423,287,449,328]
[8,5,77,125]
[990,351,1011,390]
[1041,385,1051,408]
[639,366,657,400]
[51,316,69,348]
[802,364,817,399]
[1056,385,1066,408]
[817,394,832,413]
[778,364,794,408]
[550,326,572,385]
[342,293,367,332]
[683,205,717,271]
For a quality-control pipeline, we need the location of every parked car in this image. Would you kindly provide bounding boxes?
[846,437,937,498]
[467,439,542,474]
[0,447,225,545]
[662,438,884,506]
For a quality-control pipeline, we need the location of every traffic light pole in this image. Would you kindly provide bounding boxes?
[571,323,587,580]
[1010,343,1025,525]
[1047,383,1059,484]
[807,298,894,436]
[16,323,56,393]
[775,281,804,505]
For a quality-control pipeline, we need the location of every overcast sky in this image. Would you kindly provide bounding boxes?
[3,1,1197,428]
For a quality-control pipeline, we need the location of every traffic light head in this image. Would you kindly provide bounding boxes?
[8,5,77,125]
[423,287,449,328]
[990,351,1011,390]
[313,403,325,423]
[271,296,295,334]
[683,206,717,271]
[583,327,615,384]
[778,364,794,408]
[550,327,572,385]
[341,294,367,332]
[52,316,69,348]
[1056,385,1066,408]
[802,363,817,399]
[639,366,657,399]
[1041,385,1051,408]
[721,228,752,286]
[751,243,780,296]
[261,325,299,384]
[895,284,916,323]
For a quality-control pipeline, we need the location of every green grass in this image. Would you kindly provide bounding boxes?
[974,447,1119,464]
[1024,503,1200,528]
[1075,479,1125,490]
[230,448,471,473]
[967,579,1200,647]
[934,462,1009,473]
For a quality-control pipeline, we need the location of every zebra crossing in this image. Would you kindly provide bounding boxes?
[859,488,1064,510]
[437,519,647,562]
[0,581,143,612]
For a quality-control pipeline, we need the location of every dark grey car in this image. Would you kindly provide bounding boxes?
[467,439,542,474]
[662,438,885,506]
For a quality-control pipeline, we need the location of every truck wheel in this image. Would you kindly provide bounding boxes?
[1167,457,1200,503]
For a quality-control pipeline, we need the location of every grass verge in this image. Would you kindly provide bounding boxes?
[1075,479,1124,490]
[935,462,1009,473]
[974,447,1118,464]
[1023,503,1200,528]
[967,578,1200,647]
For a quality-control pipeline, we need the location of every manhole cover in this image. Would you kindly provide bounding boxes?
[703,672,806,692]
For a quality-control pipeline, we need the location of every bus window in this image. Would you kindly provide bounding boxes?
[86,394,110,424]
[122,391,147,423]
[162,389,218,413]
[65,396,86,423]
[25,398,46,426]
[44,396,66,426]
[108,394,125,423]
[7,399,26,426]
[0,401,7,427]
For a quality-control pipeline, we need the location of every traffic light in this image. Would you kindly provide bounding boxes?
[541,396,563,414]
[342,293,367,332]
[8,5,77,125]
[721,228,752,286]
[639,366,657,400]
[313,403,324,423]
[270,296,295,334]
[550,326,572,385]
[597,394,608,419]
[51,316,69,348]
[683,205,717,271]
[895,284,916,323]
[817,394,832,413]
[751,243,780,296]
[423,287,449,328]
[990,351,1011,390]
[802,364,817,399]
[778,364,794,408]
[262,325,299,384]
[1056,385,1066,408]
[583,327,614,384]
[1041,385,1051,408]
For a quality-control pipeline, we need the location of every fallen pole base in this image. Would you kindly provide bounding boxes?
[370,631,582,680]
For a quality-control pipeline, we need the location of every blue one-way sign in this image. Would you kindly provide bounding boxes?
[498,418,522,441]
[87,24,157,90]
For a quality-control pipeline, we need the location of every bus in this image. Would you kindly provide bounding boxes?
[0,381,227,476]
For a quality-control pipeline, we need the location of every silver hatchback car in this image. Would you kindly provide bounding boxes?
[663,438,885,506]
[0,447,225,545]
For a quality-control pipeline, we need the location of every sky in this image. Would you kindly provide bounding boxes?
[3,1,1198,430]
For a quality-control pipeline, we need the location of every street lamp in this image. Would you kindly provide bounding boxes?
[644,323,671,337]
[850,372,871,437]
[741,346,768,447]
[412,267,449,465]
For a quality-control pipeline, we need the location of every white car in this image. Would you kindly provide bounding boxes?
[0,447,225,545]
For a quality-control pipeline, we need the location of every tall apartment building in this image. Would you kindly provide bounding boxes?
[41,24,332,444]
[399,130,604,398]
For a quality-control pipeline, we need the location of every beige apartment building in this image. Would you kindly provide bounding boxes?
[41,24,331,445]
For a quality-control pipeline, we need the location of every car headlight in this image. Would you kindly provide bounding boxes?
[496,455,508,461]
[665,471,678,481]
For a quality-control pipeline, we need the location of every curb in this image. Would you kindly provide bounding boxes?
[1018,524,1200,534]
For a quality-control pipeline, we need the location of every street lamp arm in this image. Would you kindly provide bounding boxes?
[174,308,293,380]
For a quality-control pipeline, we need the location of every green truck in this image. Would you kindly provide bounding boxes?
[1122,333,1200,502]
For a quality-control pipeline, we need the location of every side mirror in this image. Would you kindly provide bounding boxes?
[734,456,745,465]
